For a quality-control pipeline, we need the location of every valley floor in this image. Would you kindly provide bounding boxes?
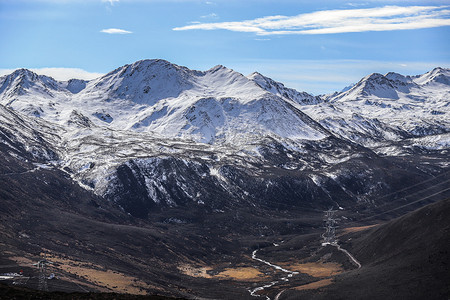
[1,197,449,300]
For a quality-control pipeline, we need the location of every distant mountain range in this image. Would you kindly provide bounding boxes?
[0,60,449,217]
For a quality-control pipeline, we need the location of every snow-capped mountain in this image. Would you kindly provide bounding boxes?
[0,60,448,218]
[248,71,322,105]
[328,67,449,103]
[303,67,450,152]
[0,60,327,145]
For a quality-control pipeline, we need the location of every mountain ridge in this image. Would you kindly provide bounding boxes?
[0,60,448,216]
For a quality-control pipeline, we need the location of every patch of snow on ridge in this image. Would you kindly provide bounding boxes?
[410,133,450,150]
[209,166,227,182]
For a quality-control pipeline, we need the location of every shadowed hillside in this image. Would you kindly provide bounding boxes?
[283,198,450,300]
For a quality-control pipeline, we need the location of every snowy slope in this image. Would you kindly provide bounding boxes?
[78,60,328,143]
[0,60,328,145]
[0,104,59,161]
[247,72,322,105]
[0,63,448,160]
[301,67,450,151]
[0,61,449,216]
[0,60,336,212]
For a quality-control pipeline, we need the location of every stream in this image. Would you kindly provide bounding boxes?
[248,250,299,300]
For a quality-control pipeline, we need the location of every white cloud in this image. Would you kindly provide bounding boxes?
[102,0,119,5]
[0,69,17,77]
[0,68,104,81]
[346,2,369,7]
[200,13,218,19]
[173,5,450,35]
[100,28,132,34]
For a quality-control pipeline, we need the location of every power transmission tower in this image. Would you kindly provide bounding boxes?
[321,208,338,246]
[33,259,53,291]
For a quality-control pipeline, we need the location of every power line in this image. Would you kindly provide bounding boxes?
[69,278,91,293]
[358,187,450,222]
[371,170,450,202]
[256,170,449,212]
[32,259,53,292]
[369,178,450,209]
[321,208,338,246]
[320,209,362,268]
[349,178,450,217]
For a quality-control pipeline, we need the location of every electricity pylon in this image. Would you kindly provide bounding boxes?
[33,259,53,291]
[321,208,338,246]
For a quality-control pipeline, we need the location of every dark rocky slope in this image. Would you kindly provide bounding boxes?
[284,197,450,300]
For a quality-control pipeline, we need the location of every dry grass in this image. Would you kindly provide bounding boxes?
[284,262,343,278]
[12,253,156,295]
[339,224,378,236]
[216,267,265,281]
[294,278,334,290]
[11,255,105,293]
[45,254,153,295]
[178,264,266,282]
[178,264,213,279]
[10,256,35,266]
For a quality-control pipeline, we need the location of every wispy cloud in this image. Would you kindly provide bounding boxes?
[173,5,450,35]
[0,68,104,81]
[100,28,132,34]
[102,0,119,6]
[346,2,369,7]
[200,13,218,19]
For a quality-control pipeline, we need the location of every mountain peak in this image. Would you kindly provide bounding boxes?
[0,68,61,99]
[384,72,414,87]
[428,66,449,78]
[413,67,450,85]
[247,72,278,88]
[248,71,280,87]
[329,67,449,102]
[3,68,61,89]
[103,59,189,81]
[385,71,407,81]
[248,71,264,78]
[363,72,385,81]
[247,71,320,105]
[333,72,398,101]
[132,58,178,69]
[431,66,446,73]
[207,64,231,74]
[9,68,39,81]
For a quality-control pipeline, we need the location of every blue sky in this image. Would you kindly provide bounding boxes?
[1,0,449,94]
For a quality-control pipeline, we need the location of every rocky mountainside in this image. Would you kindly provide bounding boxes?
[284,197,450,300]
[0,60,449,299]
[0,61,449,219]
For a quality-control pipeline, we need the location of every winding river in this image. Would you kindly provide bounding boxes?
[248,250,299,300]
